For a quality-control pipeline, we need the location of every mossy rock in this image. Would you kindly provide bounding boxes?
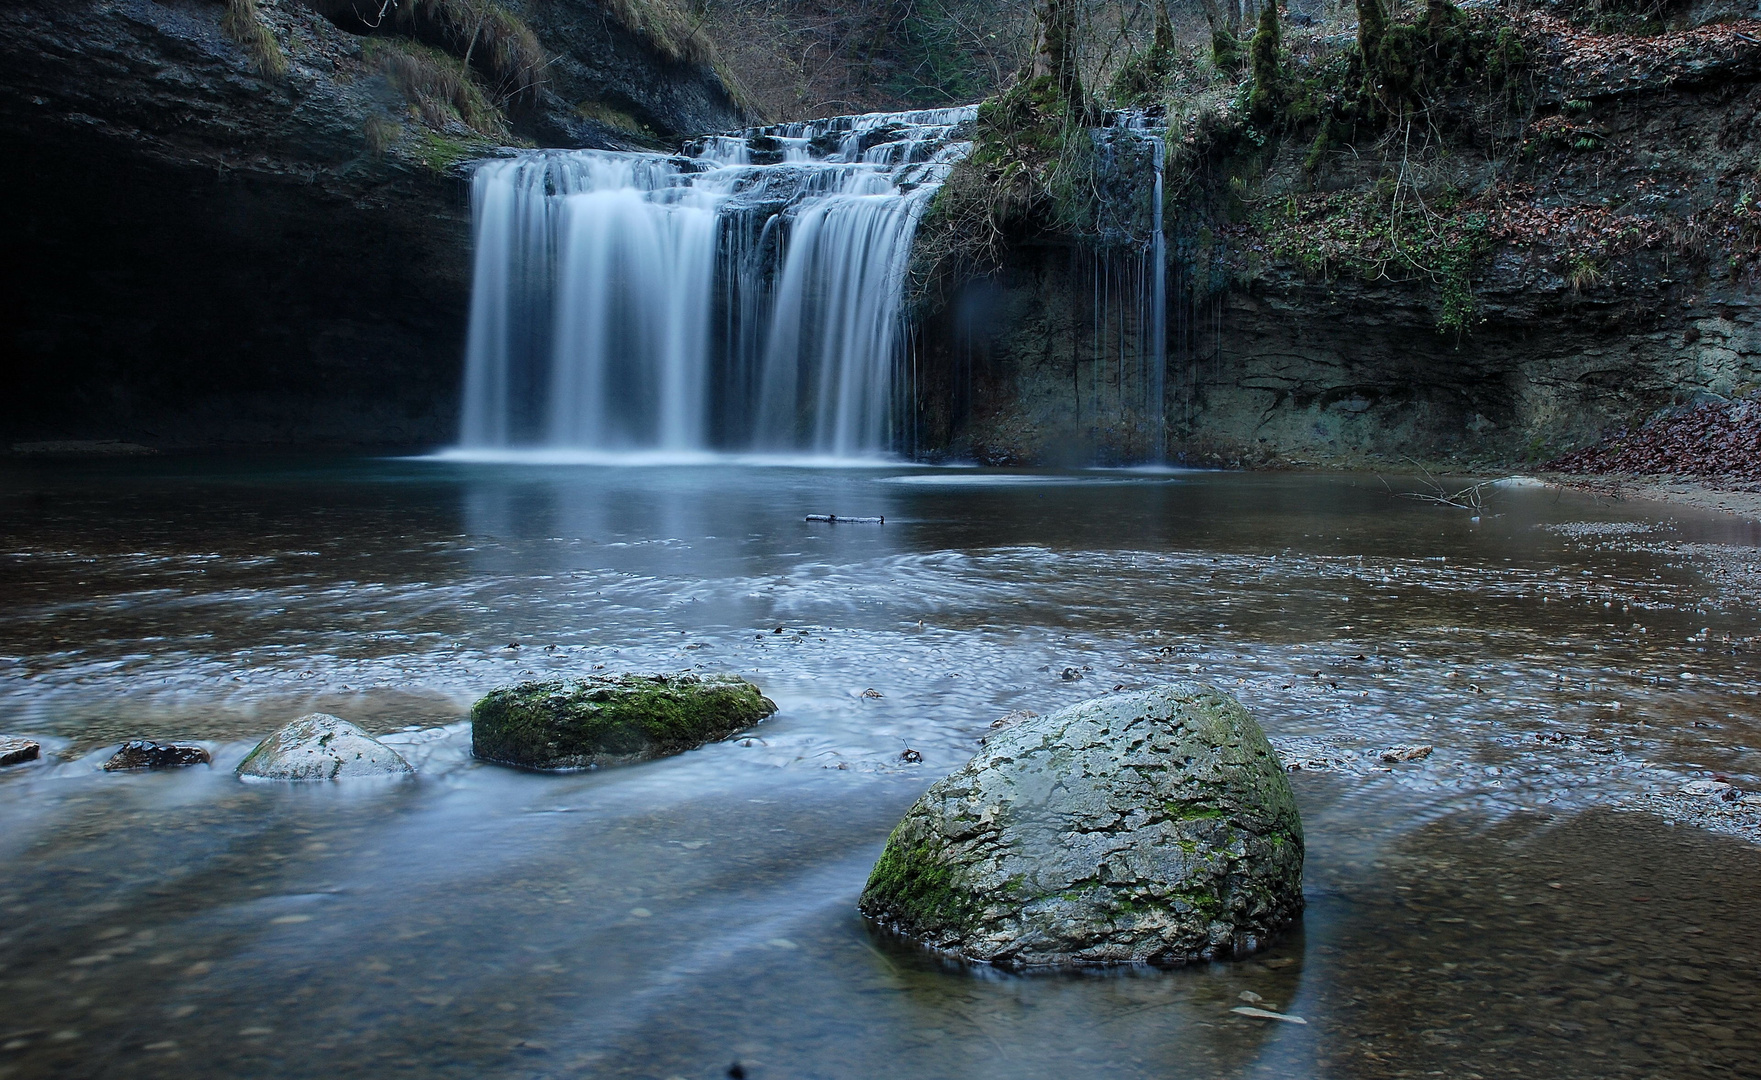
[470,673,777,770]
[859,682,1303,968]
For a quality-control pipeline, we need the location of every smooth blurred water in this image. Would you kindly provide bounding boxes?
[461,108,973,455]
[1,457,1759,1079]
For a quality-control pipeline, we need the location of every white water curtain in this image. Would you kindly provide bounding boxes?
[547,190,717,450]
[457,108,978,458]
[757,179,925,455]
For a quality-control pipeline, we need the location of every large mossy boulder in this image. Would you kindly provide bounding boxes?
[237,714,414,781]
[471,673,777,770]
[859,683,1303,968]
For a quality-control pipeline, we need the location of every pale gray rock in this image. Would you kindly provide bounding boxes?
[237,715,413,781]
[860,683,1303,968]
[1682,779,1739,800]
[0,736,41,767]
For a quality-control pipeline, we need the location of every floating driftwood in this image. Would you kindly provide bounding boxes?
[806,514,884,524]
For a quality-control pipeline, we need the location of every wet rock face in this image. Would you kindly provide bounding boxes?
[500,0,747,146]
[0,0,748,450]
[0,736,41,767]
[914,35,1761,469]
[859,683,1304,969]
[104,741,212,771]
[471,673,778,770]
[237,714,414,781]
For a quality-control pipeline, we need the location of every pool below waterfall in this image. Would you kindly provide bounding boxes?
[2,457,1759,1079]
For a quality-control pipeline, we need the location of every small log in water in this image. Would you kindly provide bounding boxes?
[806,514,884,524]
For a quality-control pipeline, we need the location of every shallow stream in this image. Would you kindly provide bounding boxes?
[2,458,1759,1079]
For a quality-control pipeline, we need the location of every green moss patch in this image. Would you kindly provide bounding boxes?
[574,100,659,141]
[470,672,777,770]
[859,827,982,938]
[1255,189,1492,335]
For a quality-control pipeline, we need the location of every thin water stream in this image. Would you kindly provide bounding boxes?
[2,459,1759,1079]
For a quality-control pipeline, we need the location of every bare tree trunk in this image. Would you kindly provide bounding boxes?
[1030,0,1083,102]
[1357,0,1388,60]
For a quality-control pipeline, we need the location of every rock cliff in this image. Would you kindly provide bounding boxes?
[0,0,747,449]
[913,10,1761,468]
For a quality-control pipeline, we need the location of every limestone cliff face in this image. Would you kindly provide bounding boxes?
[914,15,1761,468]
[0,0,747,448]
[918,243,1761,468]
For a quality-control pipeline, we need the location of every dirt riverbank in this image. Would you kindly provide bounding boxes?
[1547,473,1761,524]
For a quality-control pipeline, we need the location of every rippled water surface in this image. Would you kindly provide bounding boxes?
[2,457,1760,1079]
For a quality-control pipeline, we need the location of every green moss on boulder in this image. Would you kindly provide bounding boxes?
[470,672,777,770]
[861,828,983,941]
[859,682,1303,968]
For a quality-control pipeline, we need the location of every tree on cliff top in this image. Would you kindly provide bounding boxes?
[1248,0,1282,121]
[1031,0,1086,105]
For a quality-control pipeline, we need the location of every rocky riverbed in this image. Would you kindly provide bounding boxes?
[2,459,1759,1078]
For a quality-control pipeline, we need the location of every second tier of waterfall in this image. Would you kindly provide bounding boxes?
[458,107,975,459]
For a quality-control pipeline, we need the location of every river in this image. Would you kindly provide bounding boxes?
[2,456,1758,1078]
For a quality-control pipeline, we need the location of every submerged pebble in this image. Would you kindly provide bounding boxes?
[1681,779,1738,800]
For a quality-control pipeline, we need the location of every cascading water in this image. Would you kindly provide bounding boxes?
[458,107,975,458]
[1086,109,1170,464]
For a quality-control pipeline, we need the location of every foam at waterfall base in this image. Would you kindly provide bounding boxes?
[420,447,907,469]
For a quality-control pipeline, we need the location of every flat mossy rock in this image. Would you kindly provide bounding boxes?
[470,673,777,770]
[859,682,1303,969]
[237,714,414,781]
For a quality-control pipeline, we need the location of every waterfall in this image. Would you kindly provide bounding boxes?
[1086,110,1170,464]
[458,107,975,459]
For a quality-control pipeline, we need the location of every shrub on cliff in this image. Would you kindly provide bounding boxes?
[309,0,546,102]
[907,0,1100,296]
[373,39,506,134]
[1108,4,1180,106]
[222,0,288,77]
[597,0,717,64]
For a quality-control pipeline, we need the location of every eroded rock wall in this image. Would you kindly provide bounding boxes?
[914,14,1761,468]
[0,0,747,449]
[918,247,1760,468]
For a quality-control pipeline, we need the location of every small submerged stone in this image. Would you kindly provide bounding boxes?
[860,682,1304,969]
[0,736,41,767]
[1231,1005,1308,1024]
[237,714,414,781]
[981,709,1038,744]
[470,672,777,770]
[104,741,212,771]
[1681,779,1739,800]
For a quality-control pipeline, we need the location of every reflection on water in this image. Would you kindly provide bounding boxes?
[1,458,1758,1078]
